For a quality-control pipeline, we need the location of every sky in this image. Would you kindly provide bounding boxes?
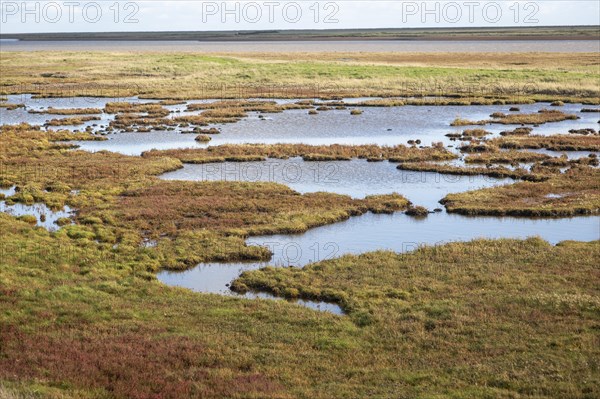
[0,0,599,34]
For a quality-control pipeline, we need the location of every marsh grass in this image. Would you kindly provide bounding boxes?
[0,103,25,110]
[491,134,600,151]
[451,110,580,127]
[194,134,212,142]
[397,162,543,181]
[44,116,101,127]
[499,127,533,136]
[29,107,102,115]
[464,151,551,164]
[143,143,457,164]
[441,166,600,216]
[1,105,599,398]
[232,238,600,397]
[3,51,600,101]
[461,128,492,138]
[2,124,412,271]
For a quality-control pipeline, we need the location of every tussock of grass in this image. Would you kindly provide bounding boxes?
[464,151,551,164]
[499,127,533,136]
[405,205,429,217]
[29,107,102,115]
[460,128,492,139]
[194,134,212,142]
[44,116,101,127]
[450,117,487,126]
[458,142,497,153]
[0,103,25,110]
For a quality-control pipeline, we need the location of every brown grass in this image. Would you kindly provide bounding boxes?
[452,110,580,126]
[499,127,533,136]
[143,143,456,164]
[397,162,545,182]
[44,116,101,127]
[464,151,551,164]
[441,166,600,216]
[491,134,600,151]
[0,103,25,110]
[194,134,212,142]
[29,107,102,115]
[116,180,409,237]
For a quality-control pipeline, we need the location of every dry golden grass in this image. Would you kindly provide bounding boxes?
[29,107,102,115]
[43,116,101,126]
[491,134,600,151]
[464,151,551,164]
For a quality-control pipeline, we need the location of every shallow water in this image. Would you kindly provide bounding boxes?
[3,95,597,155]
[158,211,600,307]
[68,102,598,155]
[3,95,599,313]
[0,201,74,231]
[160,158,514,208]
[0,186,17,197]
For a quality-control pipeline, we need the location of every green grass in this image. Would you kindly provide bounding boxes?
[2,211,599,398]
[1,52,599,100]
[233,238,600,398]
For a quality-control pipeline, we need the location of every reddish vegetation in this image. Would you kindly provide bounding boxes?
[116,181,408,236]
[0,326,283,399]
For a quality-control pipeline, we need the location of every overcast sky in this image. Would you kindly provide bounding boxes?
[1,1,599,34]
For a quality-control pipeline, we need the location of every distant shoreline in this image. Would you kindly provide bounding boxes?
[2,26,599,42]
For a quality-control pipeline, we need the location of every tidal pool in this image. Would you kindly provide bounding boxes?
[60,101,598,155]
[3,95,597,155]
[0,201,74,232]
[158,212,600,311]
[160,158,514,208]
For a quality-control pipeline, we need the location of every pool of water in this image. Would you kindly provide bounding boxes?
[160,158,514,208]
[3,95,597,156]
[69,101,598,155]
[0,201,74,231]
[157,212,600,308]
